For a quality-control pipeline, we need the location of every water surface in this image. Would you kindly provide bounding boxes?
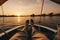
[0,16,60,29]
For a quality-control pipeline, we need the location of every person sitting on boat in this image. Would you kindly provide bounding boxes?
[30,19,48,40]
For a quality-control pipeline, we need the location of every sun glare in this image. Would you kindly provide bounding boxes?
[16,14,20,16]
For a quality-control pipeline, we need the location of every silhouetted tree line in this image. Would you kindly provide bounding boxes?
[31,14,35,17]
[31,12,60,17]
[0,12,60,17]
[47,12,60,16]
[0,15,17,17]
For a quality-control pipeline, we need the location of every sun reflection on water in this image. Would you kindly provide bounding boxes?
[17,17,21,23]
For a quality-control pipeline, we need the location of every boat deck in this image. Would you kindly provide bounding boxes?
[10,25,48,40]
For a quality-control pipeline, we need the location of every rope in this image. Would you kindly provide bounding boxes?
[1,5,10,38]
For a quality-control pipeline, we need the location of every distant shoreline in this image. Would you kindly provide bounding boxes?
[0,13,60,17]
[0,15,60,17]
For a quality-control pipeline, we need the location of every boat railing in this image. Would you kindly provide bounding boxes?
[0,25,24,40]
[34,24,57,33]
[34,24,57,40]
[0,24,57,40]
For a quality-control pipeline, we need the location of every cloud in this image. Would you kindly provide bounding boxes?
[17,0,41,5]
[36,0,41,4]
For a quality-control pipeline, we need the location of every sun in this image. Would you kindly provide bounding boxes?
[16,14,20,16]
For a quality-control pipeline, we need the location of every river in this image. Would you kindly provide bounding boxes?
[0,16,60,29]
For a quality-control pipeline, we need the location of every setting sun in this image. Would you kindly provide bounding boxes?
[16,14,20,16]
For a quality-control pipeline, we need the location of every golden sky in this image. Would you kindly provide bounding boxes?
[0,0,60,15]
